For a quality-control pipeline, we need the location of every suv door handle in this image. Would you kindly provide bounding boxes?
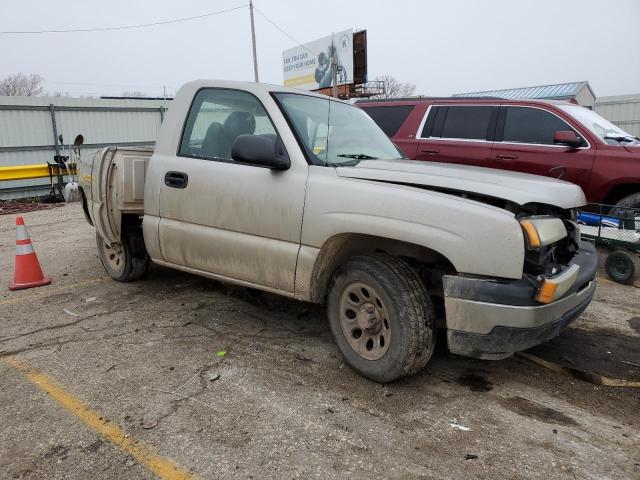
[421,148,440,154]
[495,154,519,160]
[164,171,188,189]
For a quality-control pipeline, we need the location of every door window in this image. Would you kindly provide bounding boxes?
[502,106,583,146]
[179,89,277,161]
[428,106,494,140]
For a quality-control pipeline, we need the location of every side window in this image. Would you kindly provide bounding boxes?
[436,106,494,140]
[179,88,277,161]
[361,105,415,137]
[502,107,581,145]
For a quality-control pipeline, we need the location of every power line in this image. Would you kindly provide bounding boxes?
[0,4,248,35]
[252,6,317,57]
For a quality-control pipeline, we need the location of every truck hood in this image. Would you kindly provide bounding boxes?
[336,160,586,209]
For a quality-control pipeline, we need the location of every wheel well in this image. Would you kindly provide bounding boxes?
[602,183,640,205]
[309,233,457,304]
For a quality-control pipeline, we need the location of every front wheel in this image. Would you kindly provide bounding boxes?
[96,229,149,282]
[327,254,435,383]
[610,193,640,218]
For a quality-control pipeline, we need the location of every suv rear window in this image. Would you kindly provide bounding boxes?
[361,105,414,137]
[424,106,494,140]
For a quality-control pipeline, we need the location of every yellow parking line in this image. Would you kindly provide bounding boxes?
[4,356,197,480]
[0,278,107,306]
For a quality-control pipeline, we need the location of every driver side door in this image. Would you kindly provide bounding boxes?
[157,88,307,293]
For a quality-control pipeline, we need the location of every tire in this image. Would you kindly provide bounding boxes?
[327,254,436,383]
[605,249,639,285]
[610,193,640,219]
[96,227,149,282]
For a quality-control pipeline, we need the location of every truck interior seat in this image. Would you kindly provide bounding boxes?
[201,122,226,159]
[201,112,256,160]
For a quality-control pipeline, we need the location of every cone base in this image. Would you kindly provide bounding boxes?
[9,276,51,291]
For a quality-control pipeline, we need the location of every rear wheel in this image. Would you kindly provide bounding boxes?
[96,227,149,282]
[327,254,435,383]
[605,249,639,285]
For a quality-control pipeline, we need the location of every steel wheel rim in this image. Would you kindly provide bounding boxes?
[102,241,124,273]
[338,281,391,360]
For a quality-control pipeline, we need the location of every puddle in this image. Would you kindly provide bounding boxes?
[456,370,493,392]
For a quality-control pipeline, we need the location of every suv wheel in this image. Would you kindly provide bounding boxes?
[611,192,640,218]
[327,254,435,383]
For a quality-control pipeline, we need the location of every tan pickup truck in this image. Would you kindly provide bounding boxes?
[79,80,597,382]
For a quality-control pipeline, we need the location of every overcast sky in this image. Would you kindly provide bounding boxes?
[2,0,639,98]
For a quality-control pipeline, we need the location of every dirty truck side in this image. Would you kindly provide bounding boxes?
[79,80,598,383]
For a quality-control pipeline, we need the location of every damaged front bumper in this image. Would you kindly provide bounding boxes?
[443,241,598,360]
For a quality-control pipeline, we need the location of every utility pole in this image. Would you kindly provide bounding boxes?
[249,1,259,82]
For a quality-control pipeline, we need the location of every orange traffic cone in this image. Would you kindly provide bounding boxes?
[9,216,51,291]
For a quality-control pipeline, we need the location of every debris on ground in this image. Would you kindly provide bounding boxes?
[141,420,158,430]
[85,297,97,303]
[295,353,311,362]
[0,201,66,216]
[207,372,220,382]
[62,308,79,317]
[449,419,471,431]
[465,454,478,460]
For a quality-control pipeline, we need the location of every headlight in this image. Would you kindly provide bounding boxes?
[519,216,567,249]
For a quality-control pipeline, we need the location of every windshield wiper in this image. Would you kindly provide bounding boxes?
[604,134,636,142]
[337,153,379,160]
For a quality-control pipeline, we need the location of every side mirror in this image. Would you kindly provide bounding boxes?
[231,134,290,170]
[554,130,583,148]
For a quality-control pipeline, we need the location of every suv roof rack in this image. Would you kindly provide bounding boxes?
[355,96,503,103]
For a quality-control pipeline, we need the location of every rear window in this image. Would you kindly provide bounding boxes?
[360,105,414,137]
[434,106,494,140]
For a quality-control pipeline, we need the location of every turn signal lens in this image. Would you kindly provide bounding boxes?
[520,220,541,248]
[535,264,580,304]
[536,279,558,304]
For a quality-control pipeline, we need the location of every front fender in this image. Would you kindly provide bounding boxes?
[302,167,526,280]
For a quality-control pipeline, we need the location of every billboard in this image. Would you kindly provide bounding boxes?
[282,30,353,91]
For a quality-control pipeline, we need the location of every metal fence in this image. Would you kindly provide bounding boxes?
[0,96,170,199]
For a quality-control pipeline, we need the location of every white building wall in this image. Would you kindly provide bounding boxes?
[595,94,640,138]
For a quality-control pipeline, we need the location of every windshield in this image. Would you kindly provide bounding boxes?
[558,105,637,145]
[273,93,404,166]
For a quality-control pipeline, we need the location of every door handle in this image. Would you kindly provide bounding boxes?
[164,171,188,189]
[495,154,519,160]
[421,148,440,154]
[548,165,567,179]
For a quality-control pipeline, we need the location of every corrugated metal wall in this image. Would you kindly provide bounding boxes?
[0,96,170,199]
[595,94,640,138]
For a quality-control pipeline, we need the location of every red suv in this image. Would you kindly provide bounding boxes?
[357,98,640,209]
